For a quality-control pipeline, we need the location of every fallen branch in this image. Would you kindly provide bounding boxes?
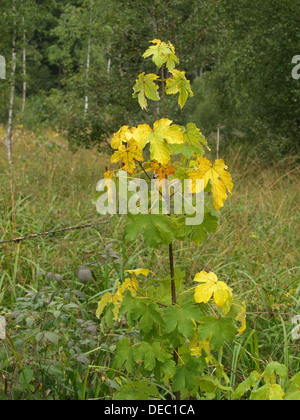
[0,217,113,245]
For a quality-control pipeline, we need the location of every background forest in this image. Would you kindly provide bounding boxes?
[0,0,299,401]
[1,0,300,160]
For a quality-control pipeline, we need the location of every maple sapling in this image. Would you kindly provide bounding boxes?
[95,39,245,401]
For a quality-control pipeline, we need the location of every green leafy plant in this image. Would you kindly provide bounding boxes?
[233,362,300,400]
[95,39,245,400]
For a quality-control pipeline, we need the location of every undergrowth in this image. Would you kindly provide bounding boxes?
[0,126,299,399]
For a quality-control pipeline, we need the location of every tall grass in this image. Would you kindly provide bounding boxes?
[0,127,299,398]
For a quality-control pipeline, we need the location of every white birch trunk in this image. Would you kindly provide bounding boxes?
[22,15,26,116]
[84,6,93,117]
[84,35,91,116]
[6,0,17,165]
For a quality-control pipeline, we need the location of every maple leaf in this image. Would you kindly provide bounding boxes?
[103,168,114,179]
[96,276,141,321]
[236,301,247,335]
[120,277,140,297]
[124,268,154,277]
[133,119,184,165]
[132,72,160,110]
[172,357,205,392]
[198,316,236,350]
[131,124,153,149]
[189,157,233,210]
[135,341,170,371]
[114,338,136,374]
[165,69,194,108]
[194,271,232,308]
[189,332,211,358]
[125,213,176,248]
[165,41,180,70]
[251,384,285,401]
[151,161,175,180]
[96,292,113,319]
[143,39,179,69]
[111,143,144,175]
[111,126,133,149]
[171,123,209,158]
[130,301,163,334]
[163,304,203,339]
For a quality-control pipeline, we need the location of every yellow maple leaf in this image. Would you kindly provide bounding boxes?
[120,277,140,296]
[133,119,184,165]
[165,69,194,108]
[194,271,232,308]
[132,124,153,149]
[104,168,114,179]
[124,268,154,277]
[111,143,144,175]
[96,276,140,321]
[189,332,211,358]
[236,302,247,335]
[96,292,113,319]
[111,126,133,149]
[189,157,233,210]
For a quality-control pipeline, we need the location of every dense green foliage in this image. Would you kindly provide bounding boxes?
[0,0,299,159]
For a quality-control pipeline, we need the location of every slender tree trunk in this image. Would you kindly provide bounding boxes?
[6,0,17,165]
[217,127,220,159]
[84,36,91,116]
[21,15,26,116]
[162,63,181,400]
[107,57,111,74]
[84,6,93,117]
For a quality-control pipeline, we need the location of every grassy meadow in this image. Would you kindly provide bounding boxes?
[0,126,299,399]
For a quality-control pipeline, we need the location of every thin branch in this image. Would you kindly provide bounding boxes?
[0,218,112,245]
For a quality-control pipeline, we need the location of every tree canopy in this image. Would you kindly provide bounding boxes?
[0,0,299,160]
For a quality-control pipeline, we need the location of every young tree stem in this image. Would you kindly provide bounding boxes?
[162,66,180,399]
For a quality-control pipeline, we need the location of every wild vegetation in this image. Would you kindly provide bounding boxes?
[0,122,299,399]
[0,0,299,401]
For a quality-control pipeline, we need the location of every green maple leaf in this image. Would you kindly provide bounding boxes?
[197,316,236,350]
[125,213,176,248]
[132,72,160,110]
[135,341,170,371]
[251,383,285,401]
[285,372,300,400]
[114,337,136,373]
[163,304,202,339]
[233,371,260,399]
[171,123,209,158]
[172,357,205,392]
[143,39,179,69]
[114,380,159,400]
[130,301,163,334]
[173,212,219,245]
[188,212,219,245]
[262,362,288,384]
[165,69,194,108]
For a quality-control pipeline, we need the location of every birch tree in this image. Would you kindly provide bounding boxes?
[6,0,17,165]
[84,5,93,116]
[21,12,26,116]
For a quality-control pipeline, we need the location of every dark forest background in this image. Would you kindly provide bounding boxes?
[1,0,300,162]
